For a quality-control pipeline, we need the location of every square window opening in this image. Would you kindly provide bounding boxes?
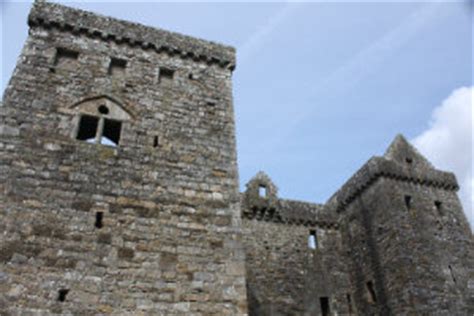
[159,67,175,83]
[109,57,127,76]
[76,115,99,143]
[54,47,79,67]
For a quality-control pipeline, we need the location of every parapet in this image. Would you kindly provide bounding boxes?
[28,1,236,69]
[326,134,459,213]
[242,172,337,229]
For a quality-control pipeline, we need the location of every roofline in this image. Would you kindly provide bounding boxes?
[28,1,236,70]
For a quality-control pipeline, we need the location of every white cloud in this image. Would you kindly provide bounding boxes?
[412,86,473,230]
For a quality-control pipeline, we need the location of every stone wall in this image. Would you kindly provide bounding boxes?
[328,135,474,316]
[241,172,353,316]
[1,2,473,316]
[0,1,246,315]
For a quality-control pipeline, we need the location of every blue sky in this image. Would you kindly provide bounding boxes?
[1,1,472,224]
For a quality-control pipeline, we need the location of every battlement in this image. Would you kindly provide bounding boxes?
[1,3,473,316]
[326,135,459,213]
[28,1,236,69]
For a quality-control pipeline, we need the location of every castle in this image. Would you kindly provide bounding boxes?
[0,2,473,315]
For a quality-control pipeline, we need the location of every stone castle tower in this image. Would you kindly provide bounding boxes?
[0,2,472,315]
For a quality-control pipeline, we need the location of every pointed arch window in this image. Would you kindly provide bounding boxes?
[72,96,132,147]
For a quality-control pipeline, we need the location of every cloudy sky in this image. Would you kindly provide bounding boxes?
[1,1,472,228]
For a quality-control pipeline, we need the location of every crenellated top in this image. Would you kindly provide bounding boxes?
[242,172,338,229]
[326,134,459,213]
[28,1,236,70]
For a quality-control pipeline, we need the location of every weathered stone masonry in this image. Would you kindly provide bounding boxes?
[1,1,473,315]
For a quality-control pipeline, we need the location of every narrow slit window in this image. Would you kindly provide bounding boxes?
[346,293,353,314]
[95,212,103,229]
[448,265,456,284]
[153,136,159,148]
[308,230,317,249]
[57,289,69,302]
[109,57,127,76]
[320,297,330,316]
[76,115,99,143]
[159,67,174,83]
[435,201,443,215]
[101,119,121,146]
[404,195,412,210]
[366,281,377,304]
[258,185,267,197]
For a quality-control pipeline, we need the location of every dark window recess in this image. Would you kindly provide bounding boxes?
[159,67,174,83]
[109,57,127,75]
[57,289,69,302]
[449,265,456,283]
[405,157,413,164]
[95,212,103,229]
[435,201,443,215]
[404,195,412,210]
[76,115,99,143]
[347,294,353,314]
[98,105,109,115]
[102,119,121,146]
[320,297,330,316]
[366,281,377,304]
[54,48,79,68]
[153,136,159,148]
[308,230,317,249]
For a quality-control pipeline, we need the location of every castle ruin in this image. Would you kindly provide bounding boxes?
[1,2,473,315]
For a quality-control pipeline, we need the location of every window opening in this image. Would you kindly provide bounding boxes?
[98,105,109,115]
[404,195,412,210]
[320,297,330,316]
[76,115,99,143]
[95,212,103,229]
[153,136,159,148]
[308,230,317,249]
[434,201,443,215]
[405,157,413,164]
[54,47,78,68]
[258,185,267,197]
[57,289,69,302]
[347,294,353,314]
[159,67,174,83]
[76,115,121,147]
[366,281,377,304]
[449,265,456,284]
[109,57,127,76]
[102,119,121,146]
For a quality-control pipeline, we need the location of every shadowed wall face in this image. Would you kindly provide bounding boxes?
[0,2,246,315]
[241,173,353,316]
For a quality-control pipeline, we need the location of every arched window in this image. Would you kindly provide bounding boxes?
[72,96,132,147]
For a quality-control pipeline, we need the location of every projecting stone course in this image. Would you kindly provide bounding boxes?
[1,1,473,316]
